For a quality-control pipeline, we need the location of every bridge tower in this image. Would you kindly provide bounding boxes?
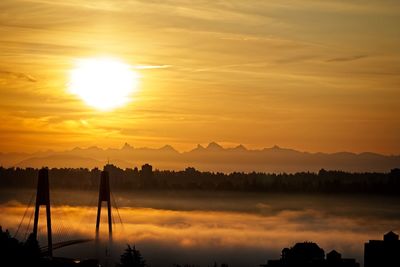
[33,168,53,257]
[96,170,112,234]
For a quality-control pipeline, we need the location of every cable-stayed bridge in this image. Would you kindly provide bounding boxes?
[13,167,124,257]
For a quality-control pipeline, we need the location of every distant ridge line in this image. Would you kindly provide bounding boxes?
[1,142,399,173]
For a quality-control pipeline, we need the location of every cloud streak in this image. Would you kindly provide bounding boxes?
[0,70,36,82]
[133,64,172,70]
[326,55,368,62]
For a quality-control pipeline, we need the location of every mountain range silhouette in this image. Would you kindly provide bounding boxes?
[1,142,399,172]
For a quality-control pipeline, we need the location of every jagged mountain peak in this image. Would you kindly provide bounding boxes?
[189,144,206,152]
[206,142,224,150]
[159,145,178,152]
[234,144,247,151]
[264,145,297,153]
[122,142,133,150]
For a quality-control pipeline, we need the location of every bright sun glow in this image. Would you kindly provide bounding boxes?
[68,57,138,110]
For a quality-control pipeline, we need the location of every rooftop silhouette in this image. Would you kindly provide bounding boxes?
[261,242,359,267]
[364,231,400,267]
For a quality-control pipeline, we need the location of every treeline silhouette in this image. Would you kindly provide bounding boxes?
[0,165,399,194]
[0,227,41,266]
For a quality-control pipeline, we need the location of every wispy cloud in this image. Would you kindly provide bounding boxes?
[133,65,172,70]
[326,55,368,62]
[0,70,37,82]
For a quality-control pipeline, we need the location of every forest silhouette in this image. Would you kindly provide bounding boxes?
[1,165,399,195]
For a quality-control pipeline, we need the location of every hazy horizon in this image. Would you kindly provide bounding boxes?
[3,141,400,155]
[1,141,400,172]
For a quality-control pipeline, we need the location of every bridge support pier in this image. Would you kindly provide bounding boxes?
[96,171,112,235]
[33,168,53,257]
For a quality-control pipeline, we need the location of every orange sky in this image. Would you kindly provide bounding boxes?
[0,0,399,154]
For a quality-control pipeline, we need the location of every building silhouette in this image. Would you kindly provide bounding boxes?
[326,250,359,267]
[140,163,154,188]
[262,242,359,267]
[141,163,153,176]
[364,231,400,267]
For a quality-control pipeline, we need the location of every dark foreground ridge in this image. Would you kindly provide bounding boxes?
[1,164,400,195]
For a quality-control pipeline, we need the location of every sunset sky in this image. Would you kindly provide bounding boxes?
[0,0,399,154]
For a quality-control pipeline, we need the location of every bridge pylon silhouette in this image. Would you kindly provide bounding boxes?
[33,167,53,257]
[96,170,112,235]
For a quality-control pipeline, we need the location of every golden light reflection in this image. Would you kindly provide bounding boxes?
[68,57,139,111]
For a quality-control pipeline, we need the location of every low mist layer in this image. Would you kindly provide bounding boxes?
[1,190,399,266]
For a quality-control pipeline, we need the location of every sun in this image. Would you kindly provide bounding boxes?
[68,57,139,110]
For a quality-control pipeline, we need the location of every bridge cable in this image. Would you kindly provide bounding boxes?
[23,204,34,241]
[111,191,124,227]
[14,191,35,238]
